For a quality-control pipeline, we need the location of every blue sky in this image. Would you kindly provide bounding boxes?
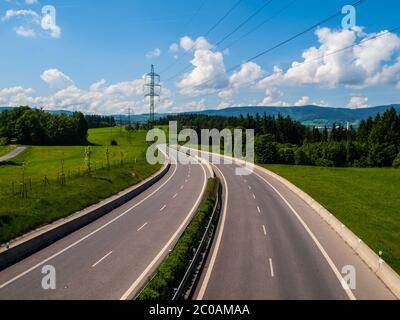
[0,0,399,115]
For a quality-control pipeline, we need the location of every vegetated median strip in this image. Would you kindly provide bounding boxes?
[120,158,208,300]
[137,178,219,300]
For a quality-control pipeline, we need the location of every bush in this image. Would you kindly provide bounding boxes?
[110,139,118,146]
[393,152,400,168]
[0,137,8,146]
[255,134,278,164]
[277,145,295,164]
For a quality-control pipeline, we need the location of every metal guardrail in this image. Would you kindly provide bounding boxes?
[172,181,222,300]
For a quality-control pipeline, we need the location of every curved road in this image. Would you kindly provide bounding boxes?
[0,147,210,300]
[0,146,27,162]
[194,153,396,300]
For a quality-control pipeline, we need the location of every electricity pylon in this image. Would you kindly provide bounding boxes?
[144,64,161,126]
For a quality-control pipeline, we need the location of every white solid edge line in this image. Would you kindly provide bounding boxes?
[196,164,228,300]
[0,147,178,290]
[193,149,356,301]
[92,251,113,268]
[119,157,208,300]
[137,222,148,232]
[269,258,275,278]
[252,169,356,300]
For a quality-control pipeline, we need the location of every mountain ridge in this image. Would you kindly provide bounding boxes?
[1,104,399,126]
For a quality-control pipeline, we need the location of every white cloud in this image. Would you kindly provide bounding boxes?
[259,88,290,107]
[146,48,161,58]
[25,0,38,5]
[294,96,310,106]
[179,36,214,52]
[14,26,35,37]
[2,6,62,39]
[177,48,228,96]
[348,95,369,108]
[169,43,179,53]
[41,69,75,90]
[257,27,400,89]
[0,69,175,115]
[2,9,39,21]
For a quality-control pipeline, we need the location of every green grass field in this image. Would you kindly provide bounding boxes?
[0,127,160,243]
[0,146,15,158]
[263,165,400,274]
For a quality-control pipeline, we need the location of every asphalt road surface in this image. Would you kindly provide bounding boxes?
[0,148,210,300]
[0,146,27,162]
[194,153,396,300]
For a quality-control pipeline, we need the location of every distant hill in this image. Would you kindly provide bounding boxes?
[2,104,400,126]
[184,104,400,127]
[0,107,74,116]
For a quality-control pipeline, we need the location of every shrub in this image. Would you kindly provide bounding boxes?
[393,152,400,168]
[0,137,8,146]
[110,139,118,146]
[255,134,278,164]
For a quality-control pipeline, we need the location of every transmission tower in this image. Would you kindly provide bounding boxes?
[144,64,161,125]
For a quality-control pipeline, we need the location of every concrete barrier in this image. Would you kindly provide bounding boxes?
[0,160,171,271]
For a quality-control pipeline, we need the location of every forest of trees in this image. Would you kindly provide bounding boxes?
[0,107,88,146]
[85,115,116,129]
[156,107,400,168]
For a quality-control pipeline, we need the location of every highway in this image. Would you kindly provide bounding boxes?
[0,148,210,300]
[194,153,396,300]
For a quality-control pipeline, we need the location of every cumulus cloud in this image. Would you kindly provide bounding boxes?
[259,88,290,107]
[294,96,310,106]
[257,27,400,89]
[41,69,74,90]
[177,47,228,96]
[348,95,369,108]
[2,6,62,39]
[179,36,214,52]
[0,69,174,115]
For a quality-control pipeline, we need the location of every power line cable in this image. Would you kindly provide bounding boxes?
[163,0,278,83]
[160,0,243,74]
[177,0,366,95]
[179,21,399,106]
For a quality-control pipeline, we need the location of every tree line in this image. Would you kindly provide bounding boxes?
[156,107,400,168]
[85,115,116,129]
[0,107,88,145]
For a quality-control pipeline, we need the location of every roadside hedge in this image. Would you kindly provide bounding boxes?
[138,178,218,300]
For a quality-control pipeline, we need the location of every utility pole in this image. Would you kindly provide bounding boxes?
[144,64,161,127]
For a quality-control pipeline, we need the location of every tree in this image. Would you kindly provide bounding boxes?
[255,134,278,164]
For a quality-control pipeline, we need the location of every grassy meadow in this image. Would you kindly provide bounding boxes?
[0,127,160,243]
[263,165,400,274]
